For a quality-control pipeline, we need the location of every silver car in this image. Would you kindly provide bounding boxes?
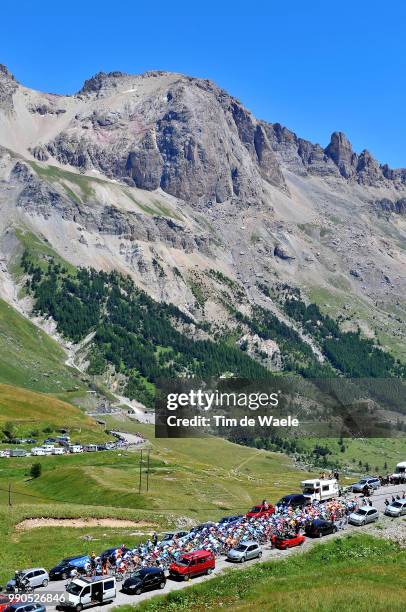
[385,499,406,517]
[348,506,379,526]
[352,477,380,493]
[227,540,262,563]
[6,568,49,592]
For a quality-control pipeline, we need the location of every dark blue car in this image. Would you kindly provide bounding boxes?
[49,555,90,580]
[277,494,308,509]
[218,515,243,525]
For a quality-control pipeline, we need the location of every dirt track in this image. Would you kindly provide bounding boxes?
[15,518,156,531]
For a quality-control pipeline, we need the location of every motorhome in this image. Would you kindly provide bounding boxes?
[41,445,56,456]
[300,478,339,502]
[31,447,47,456]
[391,461,406,482]
[52,447,65,455]
[83,444,97,452]
[61,576,116,609]
[68,445,83,454]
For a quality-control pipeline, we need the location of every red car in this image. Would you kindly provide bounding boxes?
[246,503,275,518]
[0,595,10,612]
[272,533,305,550]
[169,549,215,581]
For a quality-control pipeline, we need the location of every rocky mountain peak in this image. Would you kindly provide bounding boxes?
[324,131,357,178]
[77,70,129,96]
[0,64,16,82]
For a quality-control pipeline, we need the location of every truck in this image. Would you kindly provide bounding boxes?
[59,576,116,610]
[300,478,339,502]
[391,461,406,483]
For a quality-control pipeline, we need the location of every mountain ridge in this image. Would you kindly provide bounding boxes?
[0,63,405,387]
[2,63,406,184]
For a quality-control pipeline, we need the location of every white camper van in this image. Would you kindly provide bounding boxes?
[68,445,83,454]
[300,478,339,502]
[31,447,46,456]
[391,461,406,482]
[52,447,64,455]
[61,576,116,610]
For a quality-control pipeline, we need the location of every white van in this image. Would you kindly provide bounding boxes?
[300,478,339,502]
[52,447,64,455]
[69,445,83,453]
[31,447,46,456]
[391,462,406,482]
[62,576,116,610]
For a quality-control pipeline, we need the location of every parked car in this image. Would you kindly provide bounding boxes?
[0,594,10,612]
[169,550,215,581]
[121,568,166,595]
[351,477,381,492]
[304,519,337,538]
[246,503,275,518]
[61,576,116,610]
[161,531,188,543]
[49,556,90,580]
[6,569,49,592]
[4,604,46,612]
[348,506,379,525]
[277,494,308,509]
[189,522,216,533]
[100,548,129,563]
[272,534,305,550]
[385,499,406,517]
[227,541,262,562]
[218,515,243,525]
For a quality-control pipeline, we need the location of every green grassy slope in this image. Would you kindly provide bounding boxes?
[0,298,82,393]
[121,535,406,612]
[0,383,106,441]
[1,414,316,514]
[0,504,171,585]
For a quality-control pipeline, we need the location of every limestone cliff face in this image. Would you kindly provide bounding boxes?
[24,71,287,206]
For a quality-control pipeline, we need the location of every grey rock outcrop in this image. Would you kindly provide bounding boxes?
[0,64,18,112]
[324,132,357,178]
[264,122,406,188]
[375,197,406,215]
[42,73,287,205]
[12,160,210,253]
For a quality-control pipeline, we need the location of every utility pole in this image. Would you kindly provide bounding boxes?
[138,450,143,494]
[146,450,150,492]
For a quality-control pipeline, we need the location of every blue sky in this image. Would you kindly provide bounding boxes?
[2,0,405,167]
